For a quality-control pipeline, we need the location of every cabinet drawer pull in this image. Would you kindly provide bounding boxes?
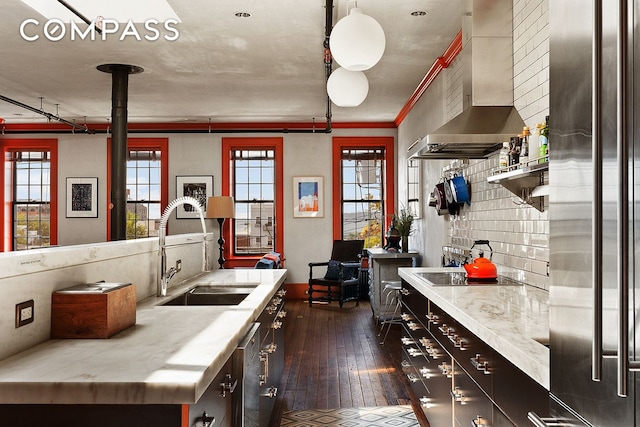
[407,347,422,357]
[407,321,422,331]
[438,362,452,377]
[195,410,215,427]
[406,372,420,382]
[419,367,432,379]
[437,324,450,335]
[401,337,415,345]
[262,386,278,398]
[471,415,491,427]
[470,353,491,375]
[401,359,411,368]
[276,289,286,297]
[271,320,283,330]
[426,312,441,324]
[419,396,432,408]
[401,312,413,321]
[400,288,410,296]
[449,386,465,404]
[277,310,287,318]
[220,373,237,397]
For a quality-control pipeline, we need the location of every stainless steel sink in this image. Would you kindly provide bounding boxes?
[161,284,259,306]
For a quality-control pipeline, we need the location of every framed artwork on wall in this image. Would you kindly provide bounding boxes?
[293,176,323,218]
[66,177,98,218]
[176,175,213,219]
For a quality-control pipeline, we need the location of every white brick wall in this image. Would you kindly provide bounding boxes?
[444,0,550,289]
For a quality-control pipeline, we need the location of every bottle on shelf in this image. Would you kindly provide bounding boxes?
[537,117,549,163]
[499,141,510,169]
[520,127,530,166]
[509,136,520,169]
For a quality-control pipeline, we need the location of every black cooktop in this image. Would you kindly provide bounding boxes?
[416,272,523,286]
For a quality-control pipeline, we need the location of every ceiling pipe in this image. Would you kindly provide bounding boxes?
[0,94,92,133]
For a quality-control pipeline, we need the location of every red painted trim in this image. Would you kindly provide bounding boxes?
[0,139,58,251]
[106,138,169,240]
[283,282,309,300]
[0,121,396,133]
[221,137,284,268]
[331,137,395,242]
[394,30,463,126]
[181,405,189,427]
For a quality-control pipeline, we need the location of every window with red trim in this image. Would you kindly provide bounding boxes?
[332,137,395,247]
[0,139,58,252]
[221,138,283,264]
[107,138,168,240]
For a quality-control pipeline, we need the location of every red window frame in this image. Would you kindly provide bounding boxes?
[221,137,284,268]
[332,136,395,242]
[106,138,169,240]
[0,139,58,252]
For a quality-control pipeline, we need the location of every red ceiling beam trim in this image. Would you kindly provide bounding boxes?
[394,30,463,127]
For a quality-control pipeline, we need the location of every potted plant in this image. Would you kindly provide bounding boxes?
[395,206,414,252]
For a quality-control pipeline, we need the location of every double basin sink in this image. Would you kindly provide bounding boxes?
[161,282,261,306]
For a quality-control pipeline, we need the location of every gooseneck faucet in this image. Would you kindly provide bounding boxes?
[157,196,209,296]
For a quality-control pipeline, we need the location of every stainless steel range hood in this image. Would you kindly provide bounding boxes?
[409,0,525,160]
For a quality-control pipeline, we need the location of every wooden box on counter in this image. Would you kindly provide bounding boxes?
[51,282,136,339]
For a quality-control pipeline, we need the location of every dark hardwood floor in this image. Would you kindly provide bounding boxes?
[269,298,429,426]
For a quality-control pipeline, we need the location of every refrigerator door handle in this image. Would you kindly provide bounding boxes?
[616,0,630,398]
[591,0,603,383]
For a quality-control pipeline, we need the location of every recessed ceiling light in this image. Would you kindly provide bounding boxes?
[410,10,428,17]
[234,12,251,18]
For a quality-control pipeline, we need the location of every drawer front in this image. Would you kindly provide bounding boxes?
[452,360,493,427]
[401,280,427,321]
[428,301,493,394]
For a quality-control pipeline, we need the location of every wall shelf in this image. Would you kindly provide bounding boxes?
[487,161,549,211]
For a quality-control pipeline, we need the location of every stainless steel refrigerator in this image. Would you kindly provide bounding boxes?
[530,0,640,425]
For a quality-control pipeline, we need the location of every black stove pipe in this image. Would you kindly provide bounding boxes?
[98,64,143,241]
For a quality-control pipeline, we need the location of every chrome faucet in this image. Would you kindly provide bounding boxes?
[157,196,209,296]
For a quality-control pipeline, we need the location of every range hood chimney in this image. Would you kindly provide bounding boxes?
[409,0,525,159]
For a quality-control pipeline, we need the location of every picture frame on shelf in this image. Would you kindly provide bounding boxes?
[66,177,98,218]
[176,175,214,219]
[293,176,323,218]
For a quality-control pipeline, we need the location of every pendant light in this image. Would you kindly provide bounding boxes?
[329,7,385,71]
[326,67,369,107]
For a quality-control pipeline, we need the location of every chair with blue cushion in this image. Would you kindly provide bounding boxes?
[308,239,364,307]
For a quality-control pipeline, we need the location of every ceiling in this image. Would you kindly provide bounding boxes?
[0,0,463,127]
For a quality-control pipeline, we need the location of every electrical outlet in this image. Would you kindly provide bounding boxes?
[15,300,34,328]
[176,259,182,272]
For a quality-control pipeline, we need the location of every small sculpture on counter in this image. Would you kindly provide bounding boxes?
[383,215,401,251]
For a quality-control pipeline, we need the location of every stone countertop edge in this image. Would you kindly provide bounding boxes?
[0,269,288,405]
[398,267,550,391]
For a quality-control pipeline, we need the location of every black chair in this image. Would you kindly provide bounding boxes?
[308,239,365,307]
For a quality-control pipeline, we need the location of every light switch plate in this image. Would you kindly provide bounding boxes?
[15,300,34,328]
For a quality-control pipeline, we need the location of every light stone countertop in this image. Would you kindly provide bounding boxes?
[398,267,549,390]
[0,269,287,405]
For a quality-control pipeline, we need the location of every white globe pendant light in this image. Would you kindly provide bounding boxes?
[327,67,369,107]
[329,7,386,71]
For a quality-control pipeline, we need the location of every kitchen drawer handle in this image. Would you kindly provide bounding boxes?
[449,386,465,403]
[438,362,452,377]
[276,289,286,297]
[277,310,287,318]
[262,386,278,398]
[401,337,415,345]
[401,359,411,368]
[264,343,277,354]
[437,324,450,335]
[401,312,413,321]
[195,411,215,427]
[407,321,422,331]
[419,396,431,408]
[419,367,431,379]
[471,415,490,427]
[407,347,422,357]
[271,320,283,330]
[448,333,464,349]
[406,373,420,383]
[400,288,410,296]
[426,312,441,325]
[470,354,490,375]
[220,373,237,398]
[266,305,278,315]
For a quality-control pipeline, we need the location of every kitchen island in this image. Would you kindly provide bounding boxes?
[0,268,286,425]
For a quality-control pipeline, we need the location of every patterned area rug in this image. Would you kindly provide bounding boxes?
[280,405,419,426]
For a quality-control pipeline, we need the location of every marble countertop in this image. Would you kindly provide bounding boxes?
[398,267,549,390]
[0,269,287,405]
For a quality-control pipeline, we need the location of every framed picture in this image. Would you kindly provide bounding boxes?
[176,175,213,219]
[66,177,98,218]
[293,176,323,218]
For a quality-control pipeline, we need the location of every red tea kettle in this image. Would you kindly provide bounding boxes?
[463,240,498,280]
